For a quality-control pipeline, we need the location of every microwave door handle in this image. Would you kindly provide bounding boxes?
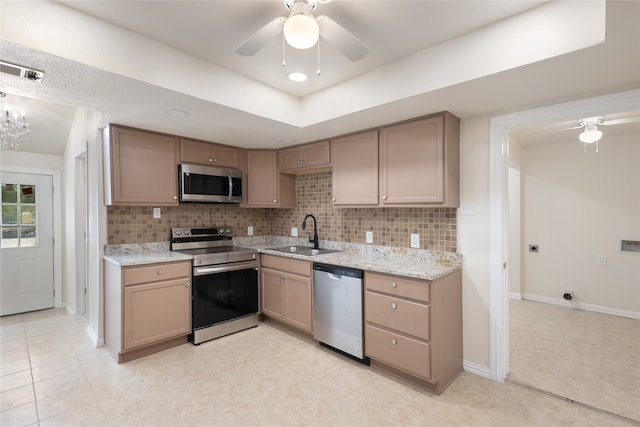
[228,174,233,200]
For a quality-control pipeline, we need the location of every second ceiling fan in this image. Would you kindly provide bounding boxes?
[235,0,369,62]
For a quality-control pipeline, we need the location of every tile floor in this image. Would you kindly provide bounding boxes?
[1,308,638,427]
[509,299,640,423]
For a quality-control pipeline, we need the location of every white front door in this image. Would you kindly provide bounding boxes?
[1,172,54,316]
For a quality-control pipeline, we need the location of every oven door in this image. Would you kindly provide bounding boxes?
[192,261,258,330]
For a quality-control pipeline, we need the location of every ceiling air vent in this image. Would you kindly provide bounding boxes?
[0,61,44,83]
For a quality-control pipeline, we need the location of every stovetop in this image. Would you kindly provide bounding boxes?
[170,226,257,267]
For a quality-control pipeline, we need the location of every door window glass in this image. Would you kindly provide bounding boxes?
[1,183,38,248]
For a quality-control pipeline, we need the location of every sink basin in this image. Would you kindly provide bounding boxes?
[268,246,340,256]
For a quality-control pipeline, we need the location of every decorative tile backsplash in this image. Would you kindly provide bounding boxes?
[107,171,457,252]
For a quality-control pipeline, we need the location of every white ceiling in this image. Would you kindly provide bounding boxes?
[1,0,639,155]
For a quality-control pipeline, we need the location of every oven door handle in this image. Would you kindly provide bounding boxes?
[194,261,258,276]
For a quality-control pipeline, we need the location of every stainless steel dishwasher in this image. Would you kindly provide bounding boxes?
[313,263,368,362]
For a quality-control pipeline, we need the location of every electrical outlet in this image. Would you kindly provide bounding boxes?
[247,226,253,236]
[291,227,298,237]
[410,233,420,248]
[459,202,476,216]
[366,231,373,244]
[153,208,161,219]
[597,254,607,265]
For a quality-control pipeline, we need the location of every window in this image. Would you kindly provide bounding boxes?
[1,182,38,248]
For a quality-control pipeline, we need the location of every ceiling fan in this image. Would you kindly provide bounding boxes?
[553,115,640,152]
[235,0,369,62]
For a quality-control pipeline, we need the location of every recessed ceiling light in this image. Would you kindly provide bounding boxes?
[288,72,308,82]
[166,109,189,117]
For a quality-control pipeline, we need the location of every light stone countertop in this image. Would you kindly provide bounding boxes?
[103,237,462,280]
[104,242,193,266]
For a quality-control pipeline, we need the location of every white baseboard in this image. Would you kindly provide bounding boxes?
[86,325,104,347]
[463,360,491,379]
[509,292,522,300]
[522,293,640,320]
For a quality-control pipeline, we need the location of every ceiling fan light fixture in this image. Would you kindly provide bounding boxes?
[283,4,319,49]
[288,72,308,82]
[579,123,602,143]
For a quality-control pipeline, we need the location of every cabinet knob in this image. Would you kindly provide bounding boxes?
[391,303,397,309]
[332,197,336,203]
[157,270,163,275]
[382,195,388,201]
[391,281,397,288]
[173,196,178,200]
[186,283,190,287]
[301,159,305,165]
[209,158,213,163]
[391,338,397,345]
[273,200,277,203]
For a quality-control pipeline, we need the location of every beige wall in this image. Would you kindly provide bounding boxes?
[458,115,492,369]
[521,133,639,312]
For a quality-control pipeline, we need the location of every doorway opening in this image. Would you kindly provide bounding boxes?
[489,88,640,420]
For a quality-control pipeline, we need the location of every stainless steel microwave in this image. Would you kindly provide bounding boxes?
[179,163,243,203]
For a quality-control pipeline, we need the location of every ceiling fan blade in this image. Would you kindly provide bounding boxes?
[317,15,369,61]
[542,124,583,134]
[602,117,640,126]
[235,17,286,56]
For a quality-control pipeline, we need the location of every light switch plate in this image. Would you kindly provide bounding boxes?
[459,202,476,216]
[366,231,373,244]
[247,226,253,236]
[410,233,420,248]
[597,254,607,265]
[291,227,298,237]
[153,208,161,219]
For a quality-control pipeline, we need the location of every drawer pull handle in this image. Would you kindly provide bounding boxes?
[391,303,397,309]
[157,270,163,275]
[391,338,397,345]
[391,282,397,288]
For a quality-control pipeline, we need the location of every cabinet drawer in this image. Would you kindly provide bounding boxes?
[365,272,430,302]
[365,292,429,340]
[123,261,191,286]
[365,324,431,380]
[260,254,311,277]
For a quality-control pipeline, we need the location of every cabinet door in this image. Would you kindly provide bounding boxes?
[300,140,330,169]
[331,131,379,206]
[247,150,278,206]
[260,268,284,319]
[123,279,191,351]
[180,138,212,165]
[212,144,239,168]
[109,126,179,205]
[278,147,303,171]
[284,274,312,333]
[380,116,444,205]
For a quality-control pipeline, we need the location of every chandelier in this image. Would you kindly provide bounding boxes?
[0,92,30,150]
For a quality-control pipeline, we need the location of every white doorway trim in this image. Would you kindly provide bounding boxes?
[0,165,62,310]
[488,88,640,382]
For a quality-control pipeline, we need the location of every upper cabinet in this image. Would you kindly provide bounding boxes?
[279,140,331,172]
[331,131,379,207]
[331,112,460,208]
[103,125,179,206]
[245,150,295,208]
[380,113,459,207]
[179,138,239,168]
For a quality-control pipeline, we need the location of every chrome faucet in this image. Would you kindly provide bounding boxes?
[302,214,319,249]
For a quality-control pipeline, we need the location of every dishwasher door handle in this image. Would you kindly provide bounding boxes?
[328,273,343,280]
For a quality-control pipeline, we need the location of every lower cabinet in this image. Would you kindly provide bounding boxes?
[364,270,462,394]
[105,259,192,363]
[260,255,312,333]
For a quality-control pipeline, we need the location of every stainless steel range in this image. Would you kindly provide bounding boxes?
[170,226,259,345]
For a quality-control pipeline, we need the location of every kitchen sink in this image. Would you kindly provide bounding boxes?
[268,246,341,256]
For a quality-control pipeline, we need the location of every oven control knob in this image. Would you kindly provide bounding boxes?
[184,230,190,235]
[175,230,182,236]
[226,228,231,234]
